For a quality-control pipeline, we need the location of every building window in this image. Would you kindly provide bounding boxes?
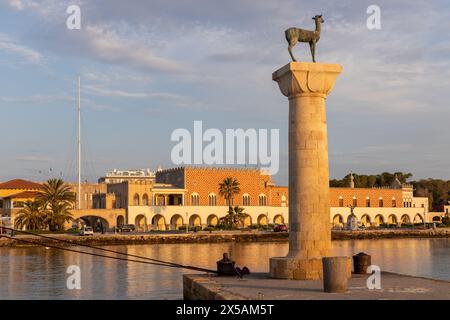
[352,197,357,207]
[208,193,217,206]
[191,193,200,206]
[243,194,251,206]
[392,198,396,207]
[446,208,449,214]
[143,194,149,206]
[281,195,287,207]
[84,193,88,201]
[366,198,370,207]
[379,198,384,207]
[133,193,140,206]
[339,197,344,207]
[13,201,24,208]
[259,194,267,206]
[226,198,234,206]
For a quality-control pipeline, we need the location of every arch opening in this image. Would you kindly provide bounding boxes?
[361,214,371,227]
[207,214,219,227]
[273,214,284,225]
[152,214,166,231]
[388,214,398,225]
[170,214,184,230]
[189,214,201,227]
[257,214,268,226]
[374,214,384,226]
[135,214,147,231]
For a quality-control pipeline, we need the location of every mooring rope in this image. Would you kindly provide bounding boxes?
[0,227,218,274]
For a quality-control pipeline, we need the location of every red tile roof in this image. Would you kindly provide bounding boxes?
[3,191,40,199]
[0,179,42,190]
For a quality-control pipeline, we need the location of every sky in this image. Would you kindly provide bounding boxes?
[1,0,450,185]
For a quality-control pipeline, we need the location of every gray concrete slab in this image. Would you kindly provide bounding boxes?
[183,272,450,300]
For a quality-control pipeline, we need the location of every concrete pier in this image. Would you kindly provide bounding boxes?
[183,272,450,300]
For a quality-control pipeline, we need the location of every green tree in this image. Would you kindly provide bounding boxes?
[219,206,248,229]
[218,177,240,208]
[44,202,74,231]
[330,172,413,188]
[37,179,76,231]
[37,178,76,206]
[367,175,377,188]
[14,200,46,231]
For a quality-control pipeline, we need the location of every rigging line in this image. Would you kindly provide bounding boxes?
[0,235,215,273]
[2,227,217,274]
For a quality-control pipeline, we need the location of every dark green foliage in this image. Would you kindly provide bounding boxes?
[330,172,450,210]
[330,172,412,188]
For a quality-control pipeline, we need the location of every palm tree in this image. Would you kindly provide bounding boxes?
[219,206,248,229]
[37,178,76,207]
[218,177,240,208]
[44,202,73,231]
[14,200,46,231]
[37,179,76,231]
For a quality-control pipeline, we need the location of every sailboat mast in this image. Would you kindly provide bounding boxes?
[77,76,81,210]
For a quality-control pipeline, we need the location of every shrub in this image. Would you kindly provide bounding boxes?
[177,225,201,231]
[442,215,450,227]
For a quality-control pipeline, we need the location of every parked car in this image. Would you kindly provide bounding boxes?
[118,224,135,232]
[79,226,94,236]
[274,224,288,232]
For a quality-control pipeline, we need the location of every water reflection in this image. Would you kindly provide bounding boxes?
[0,238,449,300]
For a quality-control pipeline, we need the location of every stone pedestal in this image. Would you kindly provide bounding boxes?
[270,62,345,280]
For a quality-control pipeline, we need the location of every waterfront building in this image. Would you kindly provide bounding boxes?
[67,182,106,210]
[88,167,429,231]
[0,179,42,223]
[0,169,431,231]
[98,169,155,184]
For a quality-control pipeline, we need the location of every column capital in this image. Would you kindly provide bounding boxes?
[273,62,342,98]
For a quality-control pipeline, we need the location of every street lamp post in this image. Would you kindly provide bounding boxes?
[423,209,427,229]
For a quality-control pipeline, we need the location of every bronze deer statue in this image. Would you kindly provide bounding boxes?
[285,14,324,62]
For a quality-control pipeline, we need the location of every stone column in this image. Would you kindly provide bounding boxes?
[270,62,344,280]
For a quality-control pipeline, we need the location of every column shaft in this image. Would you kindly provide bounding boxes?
[288,94,331,259]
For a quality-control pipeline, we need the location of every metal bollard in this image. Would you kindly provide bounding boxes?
[216,253,236,276]
[353,252,371,274]
[322,257,349,293]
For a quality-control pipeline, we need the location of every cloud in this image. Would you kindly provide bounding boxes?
[80,25,188,74]
[0,94,70,103]
[83,84,187,100]
[7,0,24,10]
[16,155,52,163]
[0,33,42,64]
[5,0,71,18]
[3,0,450,182]
[0,94,120,112]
